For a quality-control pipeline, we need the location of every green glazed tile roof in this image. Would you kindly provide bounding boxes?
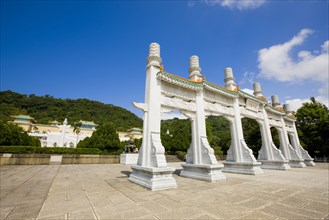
[157,71,203,88]
[239,90,267,104]
[204,81,238,96]
[80,121,96,126]
[12,115,34,120]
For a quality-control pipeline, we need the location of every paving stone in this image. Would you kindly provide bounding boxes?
[235,210,278,219]
[138,200,170,214]
[302,200,329,215]
[280,195,311,208]
[0,206,15,219]
[0,163,328,220]
[154,206,202,219]
[154,197,186,210]
[235,198,270,209]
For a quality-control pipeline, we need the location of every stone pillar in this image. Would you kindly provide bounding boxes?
[271,95,281,108]
[290,121,315,166]
[276,127,291,159]
[180,56,226,182]
[253,82,263,98]
[129,43,177,190]
[257,108,290,170]
[283,104,292,114]
[223,70,263,175]
[284,103,314,166]
[189,55,203,82]
[284,103,313,166]
[277,107,306,168]
[224,67,236,91]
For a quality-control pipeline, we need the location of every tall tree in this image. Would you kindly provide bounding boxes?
[242,118,262,157]
[0,120,40,146]
[161,118,191,153]
[77,123,121,153]
[296,97,329,157]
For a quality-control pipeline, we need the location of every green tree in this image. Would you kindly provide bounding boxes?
[296,97,329,157]
[206,116,231,155]
[161,118,191,153]
[270,127,280,148]
[242,118,262,157]
[77,123,121,153]
[0,120,40,146]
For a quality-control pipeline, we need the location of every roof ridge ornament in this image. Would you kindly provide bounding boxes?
[147,42,162,68]
[189,55,203,82]
[253,82,267,100]
[224,67,237,91]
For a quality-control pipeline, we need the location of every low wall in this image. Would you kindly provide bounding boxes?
[0,154,120,165]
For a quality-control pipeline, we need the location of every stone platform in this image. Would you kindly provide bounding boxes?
[0,162,328,219]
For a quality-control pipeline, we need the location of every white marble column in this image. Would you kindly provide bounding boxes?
[290,120,315,166]
[129,42,177,190]
[180,56,226,182]
[274,105,306,168]
[257,107,290,170]
[222,70,263,175]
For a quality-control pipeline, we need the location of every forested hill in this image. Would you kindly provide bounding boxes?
[0,90,142,130]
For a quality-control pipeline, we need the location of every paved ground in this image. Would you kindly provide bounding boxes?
[0,162,328,220]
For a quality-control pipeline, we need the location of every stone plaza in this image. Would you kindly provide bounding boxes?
[1,162,328,219]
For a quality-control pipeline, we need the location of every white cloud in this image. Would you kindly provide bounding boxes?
[204,0,266,10]
[285,96,329,111]
[241,88,255,96]
[188,1,196,7]
[240,71,256,85]
[257,29,329,96]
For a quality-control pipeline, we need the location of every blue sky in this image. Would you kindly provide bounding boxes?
[1,0,328,117]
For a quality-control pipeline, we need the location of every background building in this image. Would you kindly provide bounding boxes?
[11,115,142,147]
[11,115,96,148]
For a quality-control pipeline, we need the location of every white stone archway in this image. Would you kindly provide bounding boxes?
[129,42,315,191]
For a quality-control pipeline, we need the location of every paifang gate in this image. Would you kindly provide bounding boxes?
[128,42,315,191]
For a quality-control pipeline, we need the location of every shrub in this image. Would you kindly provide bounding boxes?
[176,151,187,161]
[0,146,102,155]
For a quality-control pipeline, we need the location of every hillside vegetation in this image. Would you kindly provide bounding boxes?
[1,91,326,157]
[0,90,142,130]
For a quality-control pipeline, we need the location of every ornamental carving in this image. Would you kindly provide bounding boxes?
[204,90,234,107]
[161,81,196,101]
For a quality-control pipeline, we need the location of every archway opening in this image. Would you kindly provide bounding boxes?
[270,127,280,147]
[288,132,294,147]
[206,115,231,160]
[241,118,262,158]
[160,110,191,158]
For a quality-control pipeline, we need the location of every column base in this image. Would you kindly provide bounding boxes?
[222,161,264,175]
[288,159,306,168]
[129,165,177,191]
[180,163,226,182]
[304,159,316,166]
[258,160,291,170]
[120,153,139,165]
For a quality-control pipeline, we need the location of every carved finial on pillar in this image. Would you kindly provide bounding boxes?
[63,118,68,125]
[147,42,162,67]
[189,55,203,82]
[253,82,263,98]
[283,103,293,115]
[224,67,236,90]
[271,95,281,108]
